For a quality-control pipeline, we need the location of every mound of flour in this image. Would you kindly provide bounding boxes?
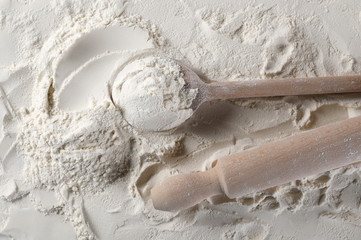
[111,57,198,131]
[16,102,130,194]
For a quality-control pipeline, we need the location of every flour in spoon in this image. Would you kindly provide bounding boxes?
[111,57,198,131]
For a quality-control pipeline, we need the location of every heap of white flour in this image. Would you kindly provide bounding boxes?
[16,102,130,194]
[112,57,198,131]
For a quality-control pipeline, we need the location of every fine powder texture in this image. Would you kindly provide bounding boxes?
[16,103,130,194]
[112,57,198,131]
[3,1,361,240]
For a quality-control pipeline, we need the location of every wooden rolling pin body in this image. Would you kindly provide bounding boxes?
[151,115,361,212]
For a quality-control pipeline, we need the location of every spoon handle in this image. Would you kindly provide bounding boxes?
[207,75,361,100]
[151,115,361,212]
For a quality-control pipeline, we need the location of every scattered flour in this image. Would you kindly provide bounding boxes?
[1,1,361,240]
[112,56,198,131]
[16,102,130,194]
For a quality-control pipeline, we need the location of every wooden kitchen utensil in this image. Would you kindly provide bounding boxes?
[113,56,361,131]
[146,60,361,131]
[151,114,361,212]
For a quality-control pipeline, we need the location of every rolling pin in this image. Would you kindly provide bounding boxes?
[151,115,361,212]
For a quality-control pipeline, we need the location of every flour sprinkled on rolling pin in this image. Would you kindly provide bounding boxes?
[151,115,361,211]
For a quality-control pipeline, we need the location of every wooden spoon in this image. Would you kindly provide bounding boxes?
[112,56,361,131]
[151,114,361,212]
[143,60,361,131]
